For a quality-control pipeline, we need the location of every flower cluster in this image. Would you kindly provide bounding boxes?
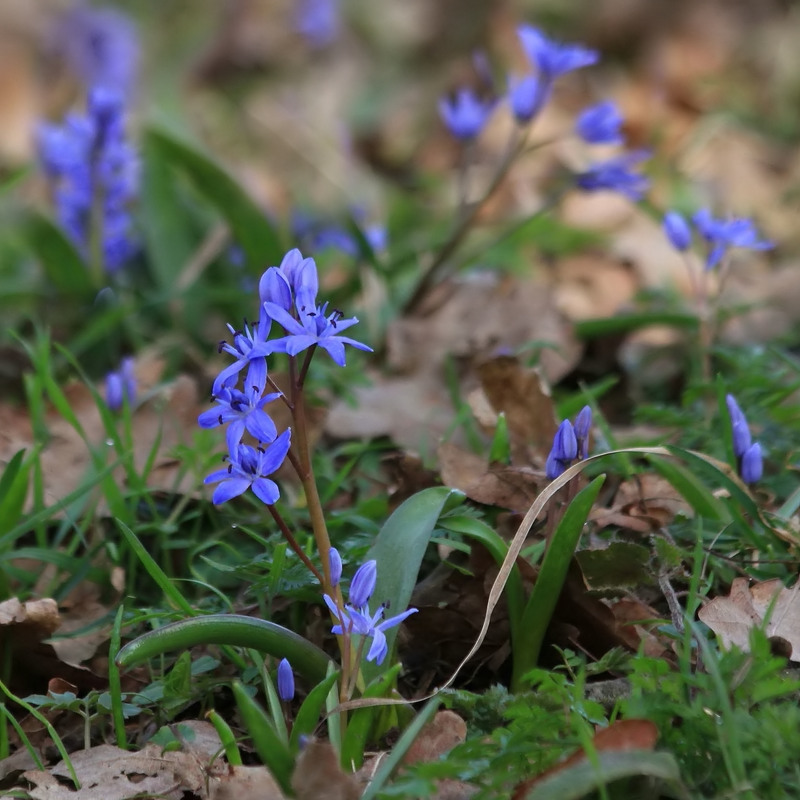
[200,248,371,505]
[726,395,763,485]
[323,554,417,665]
[663,209,773,270]
[545,405,592,480]
[37,87,138,273]
[437,25,648,200]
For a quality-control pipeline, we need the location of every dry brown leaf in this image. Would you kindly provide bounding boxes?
[291,740,360,800]
[24,736,228,800]
[437,441,542,512]
[476,356,557,463]
[402,710,467,765]
[209,765,286,800]
[699,578,800,659]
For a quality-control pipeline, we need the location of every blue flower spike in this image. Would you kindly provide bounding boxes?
[277,658,295,702]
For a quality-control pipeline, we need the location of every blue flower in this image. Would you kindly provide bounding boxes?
[329,547,342,587]
[725,394,752,459]
[545,419,578,479]
[508,74,549,124]
[575,150,649,200]
[349,560,378,608]
[198,383,281,453]
[277,658,295,702]
[693,209,773,270]
[439,89,494,141]
[204,429,291,505]
[295,0,339,47]
[663,211,692,252]
[37,86,138,273]
[741,443,763,485]
[574,406,592,460]
[517,26,598,80]
[212,315,274,396]
[264,301,372,367]
[105,357,136,411]
[576,101,624,145]
[58,6,139,94]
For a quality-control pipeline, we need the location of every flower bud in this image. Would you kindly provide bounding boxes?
[277,658,294,702]
[349,560,377,609]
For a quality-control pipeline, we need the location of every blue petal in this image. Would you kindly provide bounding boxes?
[212,477,251,504]
[245,411,278,444]
[251,477,280,505]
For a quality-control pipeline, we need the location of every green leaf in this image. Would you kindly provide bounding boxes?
[140,131,198,291]
[513,476,606,690]
[232,681,294,793]
[359,696,443,800]
[364,487,463,681]
[146,126,283,269]
[575,312,698,339]
[116,614,332,684]
[524,750,685,800]
[575,542,653,591]
[0,449,29,535]
[289,670,341,753]
[341,663,402,770]
[21,212,93,297]
[163,651,192,699]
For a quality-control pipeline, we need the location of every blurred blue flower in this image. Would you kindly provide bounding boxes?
[439,88,494,141]
[37,86,138,273]
[517,26,598,80]
[576,101,624,145]
[574,405,592,460]
[57,5,139,94]
[105,356,136,411]
[277,658,295,702]
[693,209,773,270]
[575,150,649,200]
[204,429,291,505]
[726,394,763,484]
[295,0,339,47]
[508,74,549,124]
[663,211,692,252]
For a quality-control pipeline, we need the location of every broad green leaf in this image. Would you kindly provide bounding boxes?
[116,613,332,684]
[289,670,340,753]
[364,487,463,681]
[21,213,93,297]
[146,126,283,269]
[513,476,605,690]
[0,450,28,535]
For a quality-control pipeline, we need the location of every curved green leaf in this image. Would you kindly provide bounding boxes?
[116,615,332,683]
[146,126,283,269]
[364,487,463,680]
[513,475,606,690]
[289,669,341,753]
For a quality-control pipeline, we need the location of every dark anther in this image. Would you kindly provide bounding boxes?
[218,414,224,426]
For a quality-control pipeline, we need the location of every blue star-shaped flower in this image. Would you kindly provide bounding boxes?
[213,315,274,396]
[517,26,598,80]
[575,150,650,201]
[264,301,372,367]
[198,382,281,453]
[438,88,494,141]
[204,429,291,505]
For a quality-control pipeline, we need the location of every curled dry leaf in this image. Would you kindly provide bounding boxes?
[291,739,360,800]
[699,577,800,659]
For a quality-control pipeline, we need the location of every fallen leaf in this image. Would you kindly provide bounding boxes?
[291,739,360,800]
[209,764,286,800]
[402,710,467,765]
[699,578,800,659]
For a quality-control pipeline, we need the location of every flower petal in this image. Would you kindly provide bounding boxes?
[212,477,251,504]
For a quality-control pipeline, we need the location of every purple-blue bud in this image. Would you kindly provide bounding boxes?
[438,89,493,141]
[740,442,763,484]
[349,560,377,609]
[663,211,692,252]
[259,267,293,311]
[329,547,342,588]
[574,405,592,459]
[575,101,624,145]
[545,449,567,480]
[725,394,751,458]
[552,420,578,462]
[277,658,295,702]
[508,74,547,124]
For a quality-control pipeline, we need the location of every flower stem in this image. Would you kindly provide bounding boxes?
[266,504,324,584]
